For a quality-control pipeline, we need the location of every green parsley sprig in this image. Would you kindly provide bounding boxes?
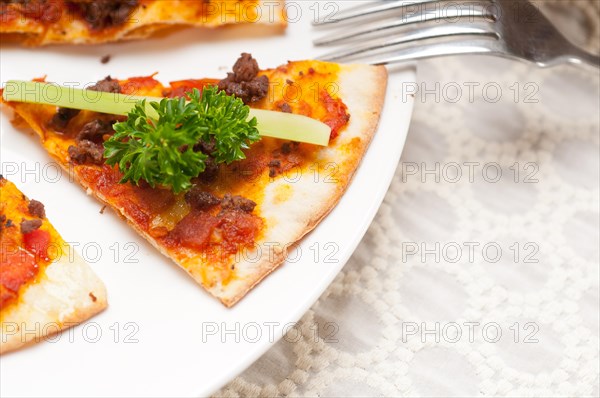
[103,87,260,194]
[3,80,333,193]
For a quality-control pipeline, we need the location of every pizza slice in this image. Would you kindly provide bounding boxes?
[0,0,286,46]
[0,177,107,353]
[1,54,387,306]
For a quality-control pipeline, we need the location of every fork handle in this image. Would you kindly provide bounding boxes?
[561,48,600,69]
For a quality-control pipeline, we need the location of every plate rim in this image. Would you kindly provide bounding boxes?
[197,64,417,397]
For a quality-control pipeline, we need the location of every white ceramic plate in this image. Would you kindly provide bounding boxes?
[0,2,415,396]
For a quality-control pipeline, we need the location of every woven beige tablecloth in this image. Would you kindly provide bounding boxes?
[217,1,600,396]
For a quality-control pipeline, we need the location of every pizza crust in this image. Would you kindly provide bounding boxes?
[1,0,287,46]
[212,64,388,305]
[0,250,107,354]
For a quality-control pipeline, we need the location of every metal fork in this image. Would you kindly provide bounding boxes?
[313,0,600,68]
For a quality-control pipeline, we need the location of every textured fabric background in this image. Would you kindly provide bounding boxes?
[216,1,600,396]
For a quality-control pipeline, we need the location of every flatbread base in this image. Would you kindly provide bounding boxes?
[0,251,107,354]
[213,64,388,305]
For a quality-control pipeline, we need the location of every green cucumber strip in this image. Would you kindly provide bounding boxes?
[2,80,331,146]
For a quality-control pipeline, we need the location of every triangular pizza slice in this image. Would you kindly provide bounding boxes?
[1,54,387,306]
[0,177,107,353]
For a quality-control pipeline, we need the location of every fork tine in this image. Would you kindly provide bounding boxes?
[318,22,497,62]
[313,5,495,46]
[312,0,439,26]
[348,38,504,65]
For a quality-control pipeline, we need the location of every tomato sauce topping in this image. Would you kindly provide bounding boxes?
[27,61,351,281]
[0,249,38,309]
[0,178,55,310]
[120,75,162,96]
[320,90,350,140]
[164,79,220,98]
[164,209,261,257]
[167,210,219,250]
[22,229,51,262]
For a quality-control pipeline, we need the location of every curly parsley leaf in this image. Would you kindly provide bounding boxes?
[103,87,260,194]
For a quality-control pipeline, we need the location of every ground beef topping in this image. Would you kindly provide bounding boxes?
[69,0,139,30]
[68,116,116,165]
[185,188,256,214]
[280,141,299,155]
[48,107,80,132]
[77,119,114,143]
[194,139,216,156]
[89,75,121,93]
[220,194,256,213]
[268,159,281,178]
[28,199,45,218]
[68,140,104,165]
[185,188,221,211]
[197,158,219,183]
[193,139,220,183]
[20,219,42,234]
[218,53,269,104]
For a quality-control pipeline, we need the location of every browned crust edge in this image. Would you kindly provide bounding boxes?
[0,254,108,354]
[219,65,389,306]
